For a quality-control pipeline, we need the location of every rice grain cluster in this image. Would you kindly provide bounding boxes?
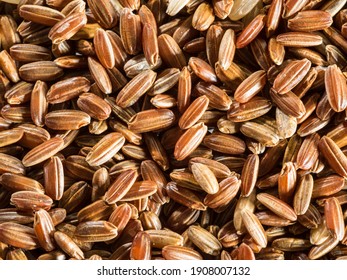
[0,0,347,260]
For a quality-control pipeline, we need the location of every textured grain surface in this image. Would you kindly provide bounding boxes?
[0,0,346,261]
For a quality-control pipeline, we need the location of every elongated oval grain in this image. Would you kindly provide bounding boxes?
[0,153,25,175]
[256,211,293,227]
[34,209,55,252]
[88,57,112,94]
[166,182,206,211]
[179,95,209,130]
[218,29,235,70]
[77,93,111,121]
[86,133,125,166]
[240,121,279,147]
[192,3,215,32]
[0,129,23,148]
[276,108,297,139]
[0,222,39,250]
[104,169,137,204]
[268,38,285,66]
[143,132,170,172]
[288,11,333,32]
[48,12,87,44]
[140,211,162,231]
[266,0,283,37]
[324,197,345,241]
[0,173,44,193]
[0,50,20,83]
[128,109,176,134]
[228,0,259,21]
[228,97,272,122]
[116,70,157,108]
[296,133,320,170]
[189,57,217,83]
[19,61,63,82]
[44,156,64,201]
[17,124,50,149]
[94,28,115,69]
[5,81,33,105]
[257,193,297,222]
[11,191,53,211]
[269,89,306,118]
[108,203,132,234]
[241,154,259,197]
[191,162,219,194]
[319,136,347,178]
[0,208,34,225]
[203,132,246,155]
[241,209,267,248]
[146,229,183,249]
[119,180,157,201]
[151,94,176,109]
[142,23,159,66]
[47,76,90,104]
[297,116,330,137]
[236,14,265,49]
[19,5,65,26]
[278,162,297,204]
[140,160,169,204]
[204,176,241,209]
[130,231,151,260]
[312,175,345,199]
[293,174,313,215]
[325,64,347,112]
[308,236,339,260]
[158,34,186,69]
[87,0,118,29]
[10,44,52,63]
[77,200,114,222]
[234,70,266,103]
[272,238,311,252]
[22,137,64,167]
[174,122,207,160]
[119,8,142,56]
[152,68,180,96]
[54,54,88,69]
[162,245,202,260]
[195,82,232,111]
[45,110,91,130]
[74,221,118,242]
[273,59,311,95]
[206,24,224,67]
[188,225,222,256]
[54,231,84,260]
[276,32,323,47]
[30,80,48,127]
[189,157,231,179]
